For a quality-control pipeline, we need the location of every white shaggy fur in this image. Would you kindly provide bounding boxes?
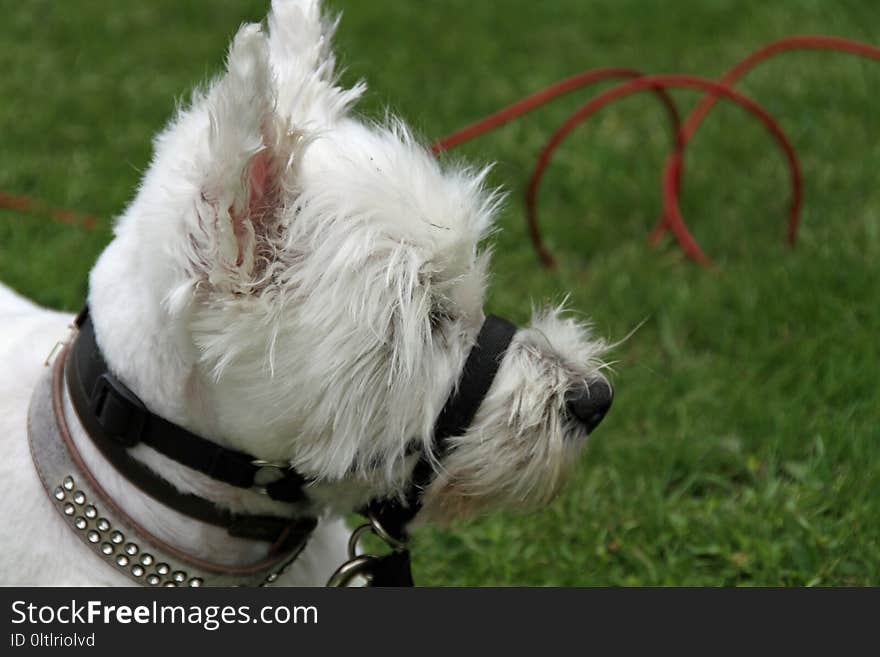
[0,0,610,585]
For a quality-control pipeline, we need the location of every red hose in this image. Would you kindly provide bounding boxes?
[0,190,98,230]
[648,35,880,259]
[431,68,682,154]
[525,75,800,268]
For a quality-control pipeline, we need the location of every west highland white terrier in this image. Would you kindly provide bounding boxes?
[0,0,612,586]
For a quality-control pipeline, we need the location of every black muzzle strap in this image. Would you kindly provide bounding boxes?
[367,314,518,542]
[333,314,517,587]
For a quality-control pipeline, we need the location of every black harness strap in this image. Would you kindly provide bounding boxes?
[66,308,315,545]
[71,308,307,500]
[66,306,517,584]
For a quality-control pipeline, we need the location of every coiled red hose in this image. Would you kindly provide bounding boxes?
[431,34,880,268]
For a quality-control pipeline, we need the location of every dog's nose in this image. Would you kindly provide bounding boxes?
[566,380,613,434]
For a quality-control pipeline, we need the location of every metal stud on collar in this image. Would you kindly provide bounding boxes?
[50,474,198,586]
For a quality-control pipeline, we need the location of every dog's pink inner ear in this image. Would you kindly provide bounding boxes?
[230,149,275,266]
[248,148,271,216]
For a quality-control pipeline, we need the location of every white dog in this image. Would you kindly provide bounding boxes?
[0,0,612,586]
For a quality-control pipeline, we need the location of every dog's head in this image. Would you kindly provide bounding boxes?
[96,0,612,525]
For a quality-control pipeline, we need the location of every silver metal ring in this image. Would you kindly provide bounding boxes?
[326,555,376,587]
[347,522,375,560]
[368,514,407,552]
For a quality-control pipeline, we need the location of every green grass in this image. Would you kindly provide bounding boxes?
[2,0,878,585]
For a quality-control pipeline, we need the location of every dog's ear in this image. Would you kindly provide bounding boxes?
[180,1,363,300]
[267,0,364,126]
[176,23,301,299]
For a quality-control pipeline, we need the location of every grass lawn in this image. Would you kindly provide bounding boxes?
[1,0,878,585]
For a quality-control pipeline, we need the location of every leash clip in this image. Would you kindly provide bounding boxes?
[327,513,411,587]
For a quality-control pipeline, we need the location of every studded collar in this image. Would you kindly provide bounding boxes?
[27,343,309,587]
